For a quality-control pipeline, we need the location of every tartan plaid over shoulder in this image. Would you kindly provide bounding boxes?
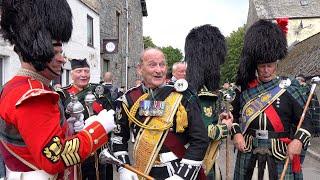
[240,77,307,109]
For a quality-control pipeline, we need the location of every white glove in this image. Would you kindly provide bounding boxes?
[83,115,96,128]
[84,109,116,133]
[165,174,183,180]
[119,167,139,180]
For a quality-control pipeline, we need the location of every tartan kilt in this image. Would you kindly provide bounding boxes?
[206,163,222,180]
[233,149,304,180]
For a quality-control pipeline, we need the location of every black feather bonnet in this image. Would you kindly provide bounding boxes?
[185,24,226,92]
[236,19,287,90]
[1,0,73,71]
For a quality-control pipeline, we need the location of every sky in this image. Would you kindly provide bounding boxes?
[143,0,249,53]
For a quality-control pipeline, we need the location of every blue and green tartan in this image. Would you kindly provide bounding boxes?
[294,84,320,136]
[240,77,307,109]
[311,95,320,136]
[233,139,304,180]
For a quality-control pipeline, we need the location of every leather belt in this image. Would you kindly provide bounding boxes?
[246,129,289,139]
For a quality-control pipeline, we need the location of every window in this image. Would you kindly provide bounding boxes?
[0,57,3,86]
[103,59,110,73]
[87,15,94,47]
[116,11,121,39]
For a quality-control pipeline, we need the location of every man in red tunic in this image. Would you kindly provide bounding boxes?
[57,58,115,179]
[0,0,116,179]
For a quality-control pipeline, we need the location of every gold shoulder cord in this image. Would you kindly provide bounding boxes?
[122,93,172,131]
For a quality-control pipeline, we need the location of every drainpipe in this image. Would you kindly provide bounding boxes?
[125,0,129,90]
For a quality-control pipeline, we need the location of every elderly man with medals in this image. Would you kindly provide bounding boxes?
[57,59,114,179]
[0,1,116,179]
[112,48,211,180]
[184,24,234,180]
[231,19,313,180]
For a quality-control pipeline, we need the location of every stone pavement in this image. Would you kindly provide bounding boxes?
[113,137,320,179]
[307,137,320,161]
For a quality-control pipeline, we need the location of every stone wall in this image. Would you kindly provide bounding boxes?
[99,0,144,89]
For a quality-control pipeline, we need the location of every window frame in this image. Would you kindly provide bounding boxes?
[87,15,94,47]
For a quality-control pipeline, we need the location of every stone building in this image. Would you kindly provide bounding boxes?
[247,0,320,78]
[247,0,320,47]
[99,0,147,89]
[0,0,102,86]
[0,0,147,88]
[277,32,320,78]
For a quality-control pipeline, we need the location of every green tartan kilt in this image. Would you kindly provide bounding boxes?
[233,147,304,180]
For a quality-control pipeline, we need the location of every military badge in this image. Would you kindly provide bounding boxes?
[279,78,291,89]
[42,136,62,163]
[113,124,121,134]
[245,107,254,117]
[174,79,188,92]
[116,107,122,120]
[261,93,271,102]
[203,106,213,117]
[139,100,165,116]
[95,85,105,97]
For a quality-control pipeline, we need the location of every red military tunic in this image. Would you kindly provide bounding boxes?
[0,70,109,178]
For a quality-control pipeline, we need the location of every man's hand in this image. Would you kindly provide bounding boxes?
[67,113,85,132]
[287,139,302,160]
[233,133,246,152]
[220,112,233,130]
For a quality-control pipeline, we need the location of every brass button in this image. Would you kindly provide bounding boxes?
[94,139,99,144]
[89,129,94,134]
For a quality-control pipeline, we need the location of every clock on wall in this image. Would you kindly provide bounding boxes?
[103,39,118,54]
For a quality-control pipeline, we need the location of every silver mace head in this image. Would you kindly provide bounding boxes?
[311,76,320,84]
[66,94,84,115]
[222,89,236,103]
[84,91,96,105]
[99,148,123,166]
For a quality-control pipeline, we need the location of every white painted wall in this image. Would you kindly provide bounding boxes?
[0,41,20,86]
[64,0,101,84]
[0,0,101,86]
[287,18,320,46]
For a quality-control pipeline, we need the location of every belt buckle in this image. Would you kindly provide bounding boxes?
[255,130,268,139]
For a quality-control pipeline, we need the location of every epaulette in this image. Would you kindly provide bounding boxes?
[16,79,59,106]
[124,85,141,95]
[119,85,142,107]
[55,87,67,99]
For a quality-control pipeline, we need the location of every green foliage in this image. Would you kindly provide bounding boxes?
[221,25,245,84]
[143,36,156,49]
[160,46,183,71]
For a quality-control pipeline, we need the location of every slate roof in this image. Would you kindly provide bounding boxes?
[278,32,320,78]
